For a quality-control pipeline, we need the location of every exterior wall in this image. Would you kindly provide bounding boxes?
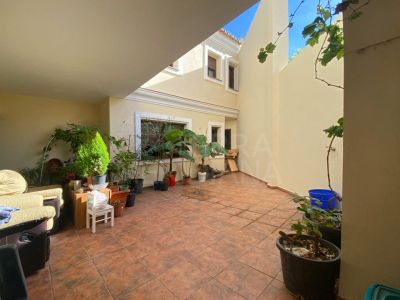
[277,43,343,195]
[339,1,400,299]
[237,0,343,196]
[109,97,225,187]
[237,0,288,185]
[142,34,239,109]
[0,92,100,170]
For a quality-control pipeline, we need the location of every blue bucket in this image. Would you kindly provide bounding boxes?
[308,189,338,210]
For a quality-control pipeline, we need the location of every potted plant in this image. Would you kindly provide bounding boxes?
[126,190,136,207]
[276,205,341,299]
[180,129,196,185]
[108,135,136,191]
[309,118,344,209]
[294,195,342,248]
[130,146,150,194]
[193,134,226,182]
[163,127,186,186]
[74,132,110,185]
[142,122,169,191]
[111,200,125,217]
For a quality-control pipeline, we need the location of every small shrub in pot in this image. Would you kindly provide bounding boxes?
[277,206,341,299]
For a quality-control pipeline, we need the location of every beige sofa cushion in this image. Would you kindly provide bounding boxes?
[0,170,27,196]
[0,206,55,230]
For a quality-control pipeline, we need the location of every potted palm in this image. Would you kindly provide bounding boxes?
[74,132,110,186]
[163,127,185,186]
[193,134,226,182]
[181,129,196,185]
[141,121,167,191]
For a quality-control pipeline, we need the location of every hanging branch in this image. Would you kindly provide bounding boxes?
[258,0,371,89]
[323,118,343,191]
[258,0,306,63]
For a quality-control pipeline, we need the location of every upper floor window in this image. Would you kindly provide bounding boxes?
[208,56,217,79]
[204,45,224,85]
[164,59,183,76]
[225,58,239,92]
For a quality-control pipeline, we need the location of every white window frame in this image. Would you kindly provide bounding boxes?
[164,58,183,76]
[225,57,239,93]
[207,121,225,159]
[135,112,192,160]
[204,45,224,85]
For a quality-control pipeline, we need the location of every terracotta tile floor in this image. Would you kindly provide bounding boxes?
[27,172,299,300]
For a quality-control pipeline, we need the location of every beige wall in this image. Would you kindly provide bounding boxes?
[339,1,400,299]
[237,0,343,196]
[0,92,100,170]
[109,97,225,187]
[277,43,343,195]
[237,0,288,185]
[142,40,239,109]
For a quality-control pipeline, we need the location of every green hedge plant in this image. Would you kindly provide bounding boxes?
[75,132,110,177]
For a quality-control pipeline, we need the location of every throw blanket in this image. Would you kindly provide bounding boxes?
[0,206,19,225]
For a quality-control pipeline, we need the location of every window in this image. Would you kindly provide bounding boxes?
[208,56,217,79]
[141,120,185,157]
[225,129,231,150]
[225,58,239,92]
[204,45,224,84]
[211,126,219,143]
[164,59,183,75]
[228,65,235,89]
[207,121,225,152]
[135,112,192,159]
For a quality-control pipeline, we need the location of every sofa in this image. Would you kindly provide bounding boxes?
[0,194,55,275]
[0,169,64,234]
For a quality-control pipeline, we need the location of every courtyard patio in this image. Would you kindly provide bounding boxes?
[27,173,299,300]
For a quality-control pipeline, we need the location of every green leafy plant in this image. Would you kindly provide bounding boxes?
[193,134,226,172]
[164,127,185,173]
[293,195,342,230]
[181,129,196,178]
[280,194,340,259]
[142,123,169,181]
[108,136,136,184]
[39,123,99,184]
[74,132,110,177]
[111,200,124,207]
[324,118,344,190]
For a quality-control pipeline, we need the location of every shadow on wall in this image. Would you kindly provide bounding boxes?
[142,66,238,109]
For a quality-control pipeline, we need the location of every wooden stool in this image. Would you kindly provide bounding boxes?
[86,204,114,233]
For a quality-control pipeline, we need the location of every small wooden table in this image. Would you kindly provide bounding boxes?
[70,188,111,229]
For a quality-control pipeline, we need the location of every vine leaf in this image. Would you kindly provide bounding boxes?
[349,11,363,22]
[265,42,276,53]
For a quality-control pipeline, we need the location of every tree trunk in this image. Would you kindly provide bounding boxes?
[327,135,336,191]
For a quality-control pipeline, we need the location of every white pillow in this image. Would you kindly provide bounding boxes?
[0,170,28,195]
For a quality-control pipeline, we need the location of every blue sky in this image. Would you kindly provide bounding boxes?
[223,0,340,57]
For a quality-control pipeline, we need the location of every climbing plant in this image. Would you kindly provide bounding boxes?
[258,0,370,88]
[257,0,370,192]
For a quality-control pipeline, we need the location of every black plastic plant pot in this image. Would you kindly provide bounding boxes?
[319,225,341,249]
[305,213,341,248]
[153,181,162,191]
[125,191,136,207]
[131,178,144,194]
[206,169,214,180]
[160,181,169,191]
[276,235,341,300]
